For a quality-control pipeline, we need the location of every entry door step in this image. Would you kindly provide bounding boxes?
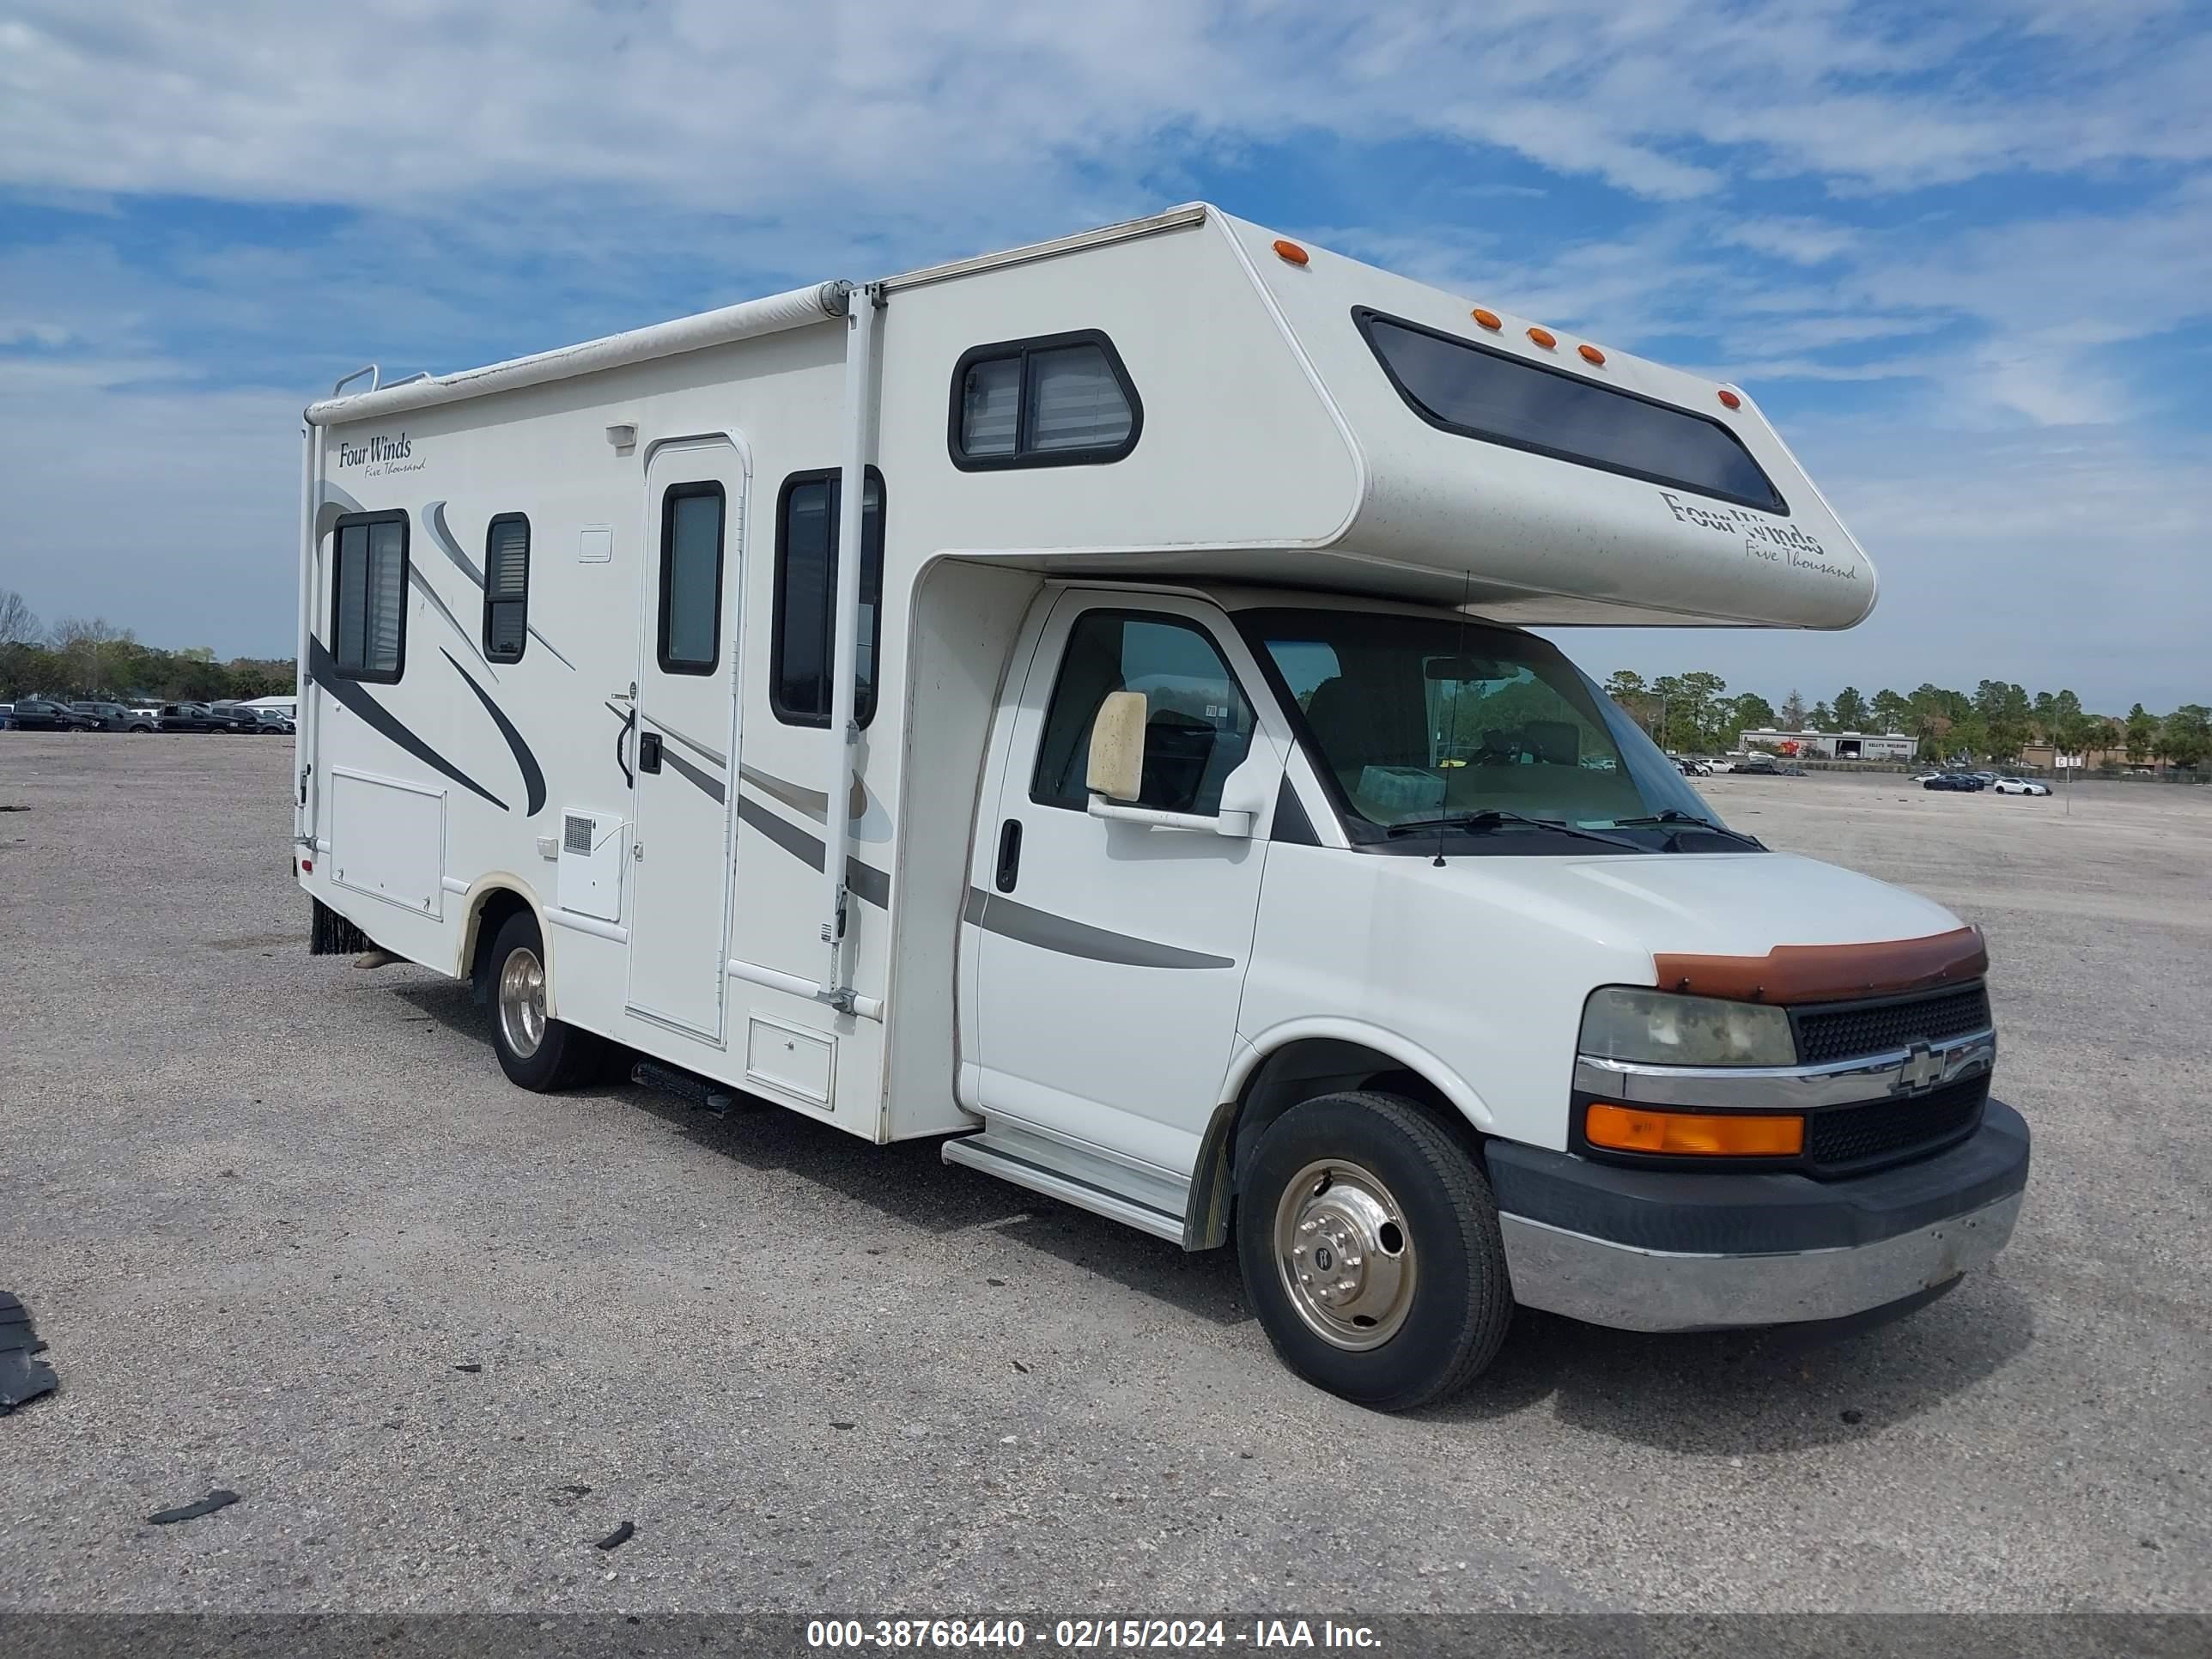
[942,1133,1184,1243]
[629,1059,738,1119]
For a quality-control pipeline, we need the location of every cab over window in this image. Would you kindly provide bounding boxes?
[1030,611,1254,815]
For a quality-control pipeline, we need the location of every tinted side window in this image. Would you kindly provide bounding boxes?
[771,468,884,727]
[331,512,408,683]
[951,331,1140,470]
[1355,308,1785,513]
[483,514,530,663]
[1030,611,1255,815]
[657,483,726,674]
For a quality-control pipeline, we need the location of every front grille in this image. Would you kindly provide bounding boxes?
[1805,1073,1988,1173]
[1794,983,1992,1065]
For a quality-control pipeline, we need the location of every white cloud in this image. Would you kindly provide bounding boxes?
[3,0,2206,212]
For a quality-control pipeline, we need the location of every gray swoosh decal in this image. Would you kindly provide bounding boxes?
[661,745,726,804]
[962,886,1234,970]
[422,500,486,586]
[314,482,366,542]
[738,763,866,823]
[307,637,507,811]
[410,566,495,676]
[736,798,890,910]
[648,716,726,771]
[422,500,577,672]
[441,648,546,817]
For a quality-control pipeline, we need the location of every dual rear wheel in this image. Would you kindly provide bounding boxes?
[483,910,603,1091]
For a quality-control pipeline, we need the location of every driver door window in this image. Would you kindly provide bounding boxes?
[1030,611,1255,816]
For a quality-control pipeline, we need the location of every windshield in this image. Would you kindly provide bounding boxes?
[1237,607,1747,854]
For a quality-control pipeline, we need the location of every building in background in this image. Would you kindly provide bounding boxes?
[1739,728,1918,762]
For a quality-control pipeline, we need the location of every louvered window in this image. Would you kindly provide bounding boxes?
[482,514,530,663]
[950,331,1140,469]
[331,513,408,683]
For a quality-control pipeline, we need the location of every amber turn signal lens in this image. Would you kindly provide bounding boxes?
[1585,1103,1803,1157]
[1527,325,1557,349]
[1472,307,1503,330]
[1717,388,1742,409]
[1273,239,1310,265]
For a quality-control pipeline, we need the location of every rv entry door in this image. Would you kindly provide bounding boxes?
[627,437,745,1042]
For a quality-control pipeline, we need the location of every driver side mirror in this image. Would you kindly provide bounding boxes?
[1085,690,1147,803]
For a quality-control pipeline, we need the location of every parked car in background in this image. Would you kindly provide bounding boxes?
[1993,776,2051,796]
[1734,755,1780,775]
[5,697,98,732]
[71,701,157,732]
[0,703,11,729]
[158,702,228,732]
[1923,772,1985,792]
[249,708,295,734]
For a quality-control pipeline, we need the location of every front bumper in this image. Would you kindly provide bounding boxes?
[1486,1099,2030,1332]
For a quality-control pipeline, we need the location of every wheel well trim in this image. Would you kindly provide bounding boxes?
[453,877,554,1015]
[1181,1019,1495,1251]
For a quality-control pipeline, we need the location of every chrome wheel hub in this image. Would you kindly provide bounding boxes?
[497,946,547,1060]
[1273,1158,1416,1351]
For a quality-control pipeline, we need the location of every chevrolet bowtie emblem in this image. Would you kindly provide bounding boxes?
[1898,1044,1944,1094]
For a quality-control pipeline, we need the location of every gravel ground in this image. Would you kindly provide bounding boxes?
[0,738,2206,1613]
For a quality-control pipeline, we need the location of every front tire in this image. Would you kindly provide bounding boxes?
[485,911,600,1091]
[1237,1091,1513,1412]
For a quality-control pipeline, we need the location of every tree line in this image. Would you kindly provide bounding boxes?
[1603,668,2210,770]
[0,591,292,705]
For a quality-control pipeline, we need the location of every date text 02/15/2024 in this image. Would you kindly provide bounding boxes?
[805,1619,1384,1650]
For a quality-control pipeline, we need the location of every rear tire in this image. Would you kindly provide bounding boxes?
[1237,1091,1513,1412]
[485,910,600,1091]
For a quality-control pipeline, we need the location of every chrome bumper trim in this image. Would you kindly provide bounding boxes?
[1498,1190,2022,1332]
[1574,1028,1996,1109]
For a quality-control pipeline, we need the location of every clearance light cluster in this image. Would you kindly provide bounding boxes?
[1585,1103,1803,1158]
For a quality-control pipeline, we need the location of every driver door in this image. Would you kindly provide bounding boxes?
[966,592,1285,1174]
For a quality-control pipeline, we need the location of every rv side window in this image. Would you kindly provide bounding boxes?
[772,468,884,728]
[482,514,530,663]
[658,483,726,674]
[950,331,1140,470]
[330,511,408,684]
[1353,307,1787,514]
[1030,611,1255,816]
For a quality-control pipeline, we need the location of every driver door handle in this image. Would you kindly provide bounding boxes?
[994,819,1023,892]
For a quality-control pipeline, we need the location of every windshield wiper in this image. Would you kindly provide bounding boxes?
[1385,811,1648,853]
[1605,810,1765,848]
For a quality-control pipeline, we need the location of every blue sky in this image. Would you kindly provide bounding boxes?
[3,0,2207,714]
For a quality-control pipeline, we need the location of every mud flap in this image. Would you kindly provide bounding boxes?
[311,896,371,957]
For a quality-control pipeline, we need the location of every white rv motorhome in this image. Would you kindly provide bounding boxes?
[294,206,2025,1409]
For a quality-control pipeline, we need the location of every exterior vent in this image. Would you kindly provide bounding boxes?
[564,813,594,855]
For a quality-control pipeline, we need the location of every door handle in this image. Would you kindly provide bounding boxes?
[638,732,664,775]
[994,818,1023,892]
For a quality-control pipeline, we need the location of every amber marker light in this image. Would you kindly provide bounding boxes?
[1578,343,1606,365]
[1273,239,1310,265]
[1472,307,1503,330]
[1585,1103,1803,1157]
[1527,325,1557,349]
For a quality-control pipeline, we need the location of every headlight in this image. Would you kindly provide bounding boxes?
[1579,987,1796,1067]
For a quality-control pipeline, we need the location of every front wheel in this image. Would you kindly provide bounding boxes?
[1236,1091,1513,1412]
[485,910,601,1091]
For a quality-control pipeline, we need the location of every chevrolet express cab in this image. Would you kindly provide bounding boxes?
[292,205,2027,1409]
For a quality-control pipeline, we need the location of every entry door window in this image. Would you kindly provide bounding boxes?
[658,483,727,673]
[1030,611,1255,815]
